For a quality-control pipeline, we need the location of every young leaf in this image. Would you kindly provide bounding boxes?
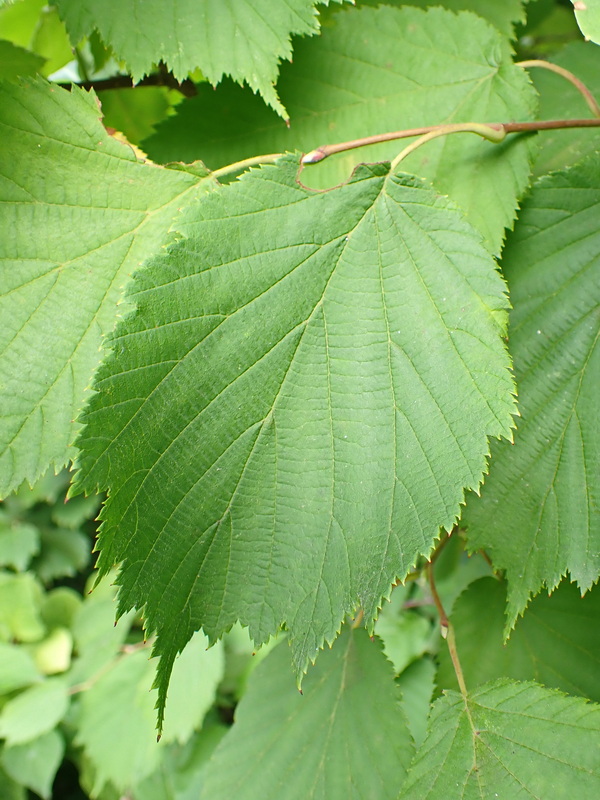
[144,5,538,253]
[436,577,600,701]
[199,629,414,800]
[76,154,515,724]
[53,0,339,118]
[400,680,600,798]
[0,77,212,498]
[463,155,600,628]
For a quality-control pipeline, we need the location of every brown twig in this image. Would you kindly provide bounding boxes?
[58,73,198,97]
[301,118,600,165]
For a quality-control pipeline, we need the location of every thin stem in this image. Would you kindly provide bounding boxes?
[517,59,600,118]
[428,560,469,700]
[301,118,600,166]
[390,123,505,170]
[211,153,283,181]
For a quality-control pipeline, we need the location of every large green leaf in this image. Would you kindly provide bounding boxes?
[76,154,515,723]
[463,156,600,628]
[0,77,211,498]
[53,0,343,118]
[400,680,600,798]
[143,5,537,254]
[529,41,600,177]
[436,577,600,701]
[360,0,528,36]
[199,628,413,800]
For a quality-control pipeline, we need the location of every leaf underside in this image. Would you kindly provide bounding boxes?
[463,155,600,628]
[0,77,210,498]
[76,154,515,724]
[144,5,538,254]
[400,680,600,799]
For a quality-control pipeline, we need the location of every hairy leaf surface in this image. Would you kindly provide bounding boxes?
[464,156,600,626]
[143,5,537,253]
[436,577,600,701]
[400,680,600,798]
[0,78,211,498]
[53,0,342,118]
[199,629,413,800]
[76,154,515,723]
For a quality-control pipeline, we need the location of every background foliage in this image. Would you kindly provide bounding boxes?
[1,0,599,798]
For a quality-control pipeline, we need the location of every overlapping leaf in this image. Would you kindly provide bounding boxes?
[529,41,600,177]
[463,155,600,627]
[400,680,600,798]
[0,77,211,498]
[143,5,537,254]
[199,628,413,800]
[436,577,600,701]
[366,0,528,36]
[76,154,515,723]
[53,0,342,118]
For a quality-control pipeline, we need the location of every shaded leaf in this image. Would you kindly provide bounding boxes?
[76,155,515,724]
[437,577,600,702]
[199,628,413,800]
[397,656,436,749]
[0,77,211,498]
[464,155,600,627]
[75,648,160,795]
[400,680,600,798]
[0,39,44,78]
[530,41,600,177]
[144,5,537,253]
[1,729,64,800]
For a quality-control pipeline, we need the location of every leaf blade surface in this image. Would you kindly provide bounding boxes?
[76,155,515,722]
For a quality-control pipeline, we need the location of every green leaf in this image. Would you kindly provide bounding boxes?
[0,518,39,571]
[571,0,600,44]
[0,39,44,78]
[0,572,45,642]
[375,589,433,674]
[199,628,414,800]
[32,527,90,583]
[400,680,600,798]
[1,729,64,800]
[397,656,436,749]
[0,767,26,800]
[361,0,528,37]
[76,154,515,724]
[437,577,600,702]
[75,648,160,795]
[530,41,600,177]
[68,574,133,686]
[0,77,212,498]
[161,633,225,745]
[0,676,69,745]
[463,155,600,628]
[0,642,41,694]
[53,0,337,118]
[144,5,537,253]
